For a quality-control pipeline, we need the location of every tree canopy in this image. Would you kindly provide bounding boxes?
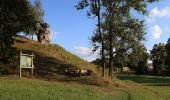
[76,0,159,77]
[0,0,44,63]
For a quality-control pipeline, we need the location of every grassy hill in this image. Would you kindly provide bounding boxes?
[7,36,111,85]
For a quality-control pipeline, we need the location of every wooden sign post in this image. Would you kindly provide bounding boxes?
[19,51,34,78]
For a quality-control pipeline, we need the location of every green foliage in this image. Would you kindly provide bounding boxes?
[76,0,160,77]
[0,0,43,63]
[76,0,106,76]
[150,43,167,74]
[114,52,129,68]
[165,38,170,71]
[128,45,149,74]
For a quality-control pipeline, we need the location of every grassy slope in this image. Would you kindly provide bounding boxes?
[13,37,98,76]
[117,75,170,100]
[0,75,170,100]
[0,76,126,100]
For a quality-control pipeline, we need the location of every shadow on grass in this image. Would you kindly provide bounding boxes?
[19,50,78,77]
[116,74,170,87]
[12,50,107,86]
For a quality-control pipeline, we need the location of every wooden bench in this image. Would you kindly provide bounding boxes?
[19,51,34,78]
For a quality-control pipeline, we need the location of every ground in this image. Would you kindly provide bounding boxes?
[0,75,170,100]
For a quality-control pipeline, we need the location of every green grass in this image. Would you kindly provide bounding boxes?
[0,75,170,100]
[116,74,170,100]
[2,36,168,100]
[11,36,101,84]
[0,76,126,100]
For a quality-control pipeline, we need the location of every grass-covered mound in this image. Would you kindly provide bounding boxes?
[1,36,111,86]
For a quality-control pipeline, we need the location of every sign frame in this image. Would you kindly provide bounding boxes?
[19,51,34,78]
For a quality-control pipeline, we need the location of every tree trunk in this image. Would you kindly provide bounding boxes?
[108,2,113,78]
[97,0,105,77]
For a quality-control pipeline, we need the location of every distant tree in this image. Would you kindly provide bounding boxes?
[114,52,129,70]
[0,0,43,63]
[91,58,102,67]
[136,52,149,74]
[165,38,170,72]
[150,43,167,74]
[128,44,149,74]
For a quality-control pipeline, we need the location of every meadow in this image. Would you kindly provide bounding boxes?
[0,75,170,100]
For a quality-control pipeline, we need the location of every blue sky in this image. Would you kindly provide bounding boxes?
[40,0,170,61]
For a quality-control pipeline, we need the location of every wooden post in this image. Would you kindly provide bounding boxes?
[31,68,33,77]
[31,53,34,78]
[20,67,21,78]
[20,51,22,78]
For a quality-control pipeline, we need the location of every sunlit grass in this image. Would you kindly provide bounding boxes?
[14,37,97,73]
[0,76,126,100]
[0,75,170,100]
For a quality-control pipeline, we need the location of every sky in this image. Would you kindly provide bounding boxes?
[40,0,170,61]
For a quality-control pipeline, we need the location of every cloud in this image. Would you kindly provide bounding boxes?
[150,7,170,17]
[147,7,170,23]
[150,25,162,39]
[74,46,100,62]
[75,46,92,56]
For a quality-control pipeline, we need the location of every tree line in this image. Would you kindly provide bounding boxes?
[150,38,170,75]
[92,37,170,76]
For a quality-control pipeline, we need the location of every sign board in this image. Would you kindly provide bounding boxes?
[20,55,32,68]
[19,51,34,78]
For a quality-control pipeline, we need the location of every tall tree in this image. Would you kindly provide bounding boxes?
[102,0,159,78]
[76,0,106,76]
[0,0,43,63]
[150,43,167,74]
[76,0,159,78]
[27,0,45,40]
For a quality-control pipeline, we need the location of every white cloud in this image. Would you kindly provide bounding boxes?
[150,7,170,17]
[74,46,100,62]
[149,8,160,17]
[147,7,170,23]
[150,25,162,39]
[75,46,92,56]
